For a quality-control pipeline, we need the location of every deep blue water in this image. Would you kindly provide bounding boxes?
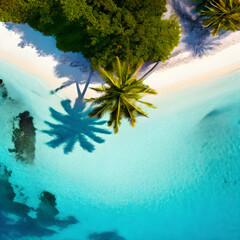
[0,59,240,240]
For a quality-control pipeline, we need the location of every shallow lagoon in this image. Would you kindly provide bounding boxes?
[0,59,240,240]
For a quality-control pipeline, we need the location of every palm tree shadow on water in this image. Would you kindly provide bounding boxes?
[43,71,112,154]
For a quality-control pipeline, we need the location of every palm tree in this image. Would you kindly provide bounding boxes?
[87,57,157,134]
[201,0,240,36]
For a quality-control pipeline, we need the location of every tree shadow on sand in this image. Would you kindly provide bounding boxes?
[54,55,104,87]
[4,23,103,85]
[52,69,97,94]
[170,0,221,56]
[43,74,111,154]
[4,23,148,85]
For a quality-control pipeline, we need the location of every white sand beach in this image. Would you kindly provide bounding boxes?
[145,32,240,96]
[0,22,239,100]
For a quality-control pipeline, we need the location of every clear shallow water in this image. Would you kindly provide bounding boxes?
[0,58,240,240]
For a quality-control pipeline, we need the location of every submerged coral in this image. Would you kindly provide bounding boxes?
[9,111,36,163]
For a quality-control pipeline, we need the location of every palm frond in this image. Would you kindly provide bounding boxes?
[108,99,123,134]
[121,95,148,118]
[121,61,130,85]
[137,100,157,109]
[89,86,107,92]
[115,56,122,81]
[89,102,112,118]
[128,60,144,80]
[97,67,118,87]
[124,102,136,127]
[201,0,240,36]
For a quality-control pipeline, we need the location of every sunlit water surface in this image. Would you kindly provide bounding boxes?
[0,59,240,240]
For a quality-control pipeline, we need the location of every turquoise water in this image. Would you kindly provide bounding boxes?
[0,58,240,240]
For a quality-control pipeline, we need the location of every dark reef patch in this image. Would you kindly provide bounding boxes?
[9,111,36,164]
[202,109,222,119]
[88,231,126,240]
[0,164,78,239]
[0,79,8,99]
[37,191,78,229]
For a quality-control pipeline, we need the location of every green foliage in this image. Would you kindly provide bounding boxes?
[194,0,240,36]
[117,0,168,21]
[87,57,157,134]
[0,0,27,23]
[132,16,181,63]
[0,0,181,68]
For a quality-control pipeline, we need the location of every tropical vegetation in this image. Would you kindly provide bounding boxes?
[0,0,182,132]
[87,57,157,133]
[0,0,181,68]
[194,0,240,36]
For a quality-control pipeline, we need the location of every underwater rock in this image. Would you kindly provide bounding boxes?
[0,79,8,99]
[88,231,126,240]
[1,86,8,99]
[0,164,78,239]
[203,109,222,119]
[37,191,78,228]
[9,111,36,164]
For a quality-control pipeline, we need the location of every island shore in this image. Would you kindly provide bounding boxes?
[0,22,239,100]
[145,31,240,97]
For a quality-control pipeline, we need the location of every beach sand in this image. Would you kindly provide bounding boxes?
[0,22,240,100]
[145,34,240,96]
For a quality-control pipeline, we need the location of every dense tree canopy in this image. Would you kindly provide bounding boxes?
[0,0,181,68]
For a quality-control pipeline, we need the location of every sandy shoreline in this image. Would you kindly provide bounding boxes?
[145,33,240,96]
[0,22,240,100]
